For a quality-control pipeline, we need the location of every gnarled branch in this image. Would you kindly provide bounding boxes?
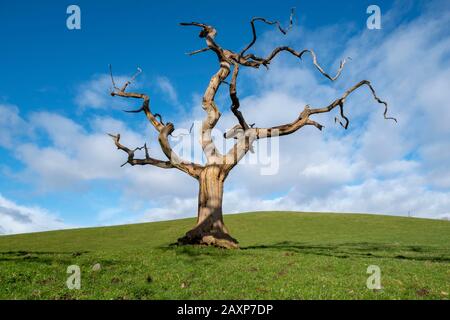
[108,133,173,169]
[223,78,396,170]
[229,62,249,131]
[307,80,397,129]
[109,66,203,178]
[158,123,204,178]
[240,8,295,57]
[253,80,396,141]
[109,66,165,132]
[186,47,210,56]
[245,48,349,81]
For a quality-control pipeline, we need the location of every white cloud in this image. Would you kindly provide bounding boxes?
[13,113,125,190]
[0,104,29,148]
[0,194,68,235]
[155,76,179,106]
[297,177,450,219]
[0,108,196,199]
[139,189,299,223]
[75,74,139,110]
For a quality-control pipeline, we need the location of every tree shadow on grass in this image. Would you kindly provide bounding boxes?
[156,244,235,263]
[0,250,89,265]
[242,241,450,263]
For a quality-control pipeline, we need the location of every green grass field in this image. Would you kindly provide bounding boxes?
[0,211,449,300]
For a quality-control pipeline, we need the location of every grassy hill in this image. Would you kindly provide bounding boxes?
[0,211,449,300]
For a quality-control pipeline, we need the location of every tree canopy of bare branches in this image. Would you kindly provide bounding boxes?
[108,10,396,248]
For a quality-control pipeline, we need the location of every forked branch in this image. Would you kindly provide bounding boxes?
[222,80,396,172]
[254,80,397,140]
[109,66,203,178]
[108,133,173,168]
[307,80,397,129]
[240,7,296,57]
[109,65,165,132]
[244,48,350,81]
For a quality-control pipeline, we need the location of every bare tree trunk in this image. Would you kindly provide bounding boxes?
[178,166,238,248]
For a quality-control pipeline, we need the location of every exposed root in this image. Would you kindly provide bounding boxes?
[178,229,239,249]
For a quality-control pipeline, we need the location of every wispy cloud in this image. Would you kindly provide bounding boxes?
[0,104,30,148]
[0,194,68,235]
[155,76,179,106]
[75,73,138,110]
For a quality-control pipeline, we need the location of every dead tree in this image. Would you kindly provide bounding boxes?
[108,12,396,249]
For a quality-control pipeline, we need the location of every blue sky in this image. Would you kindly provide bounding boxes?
[1,0,450,234]
[0,0,396,112]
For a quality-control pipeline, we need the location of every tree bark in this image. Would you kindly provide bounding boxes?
[178,165,238,249]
